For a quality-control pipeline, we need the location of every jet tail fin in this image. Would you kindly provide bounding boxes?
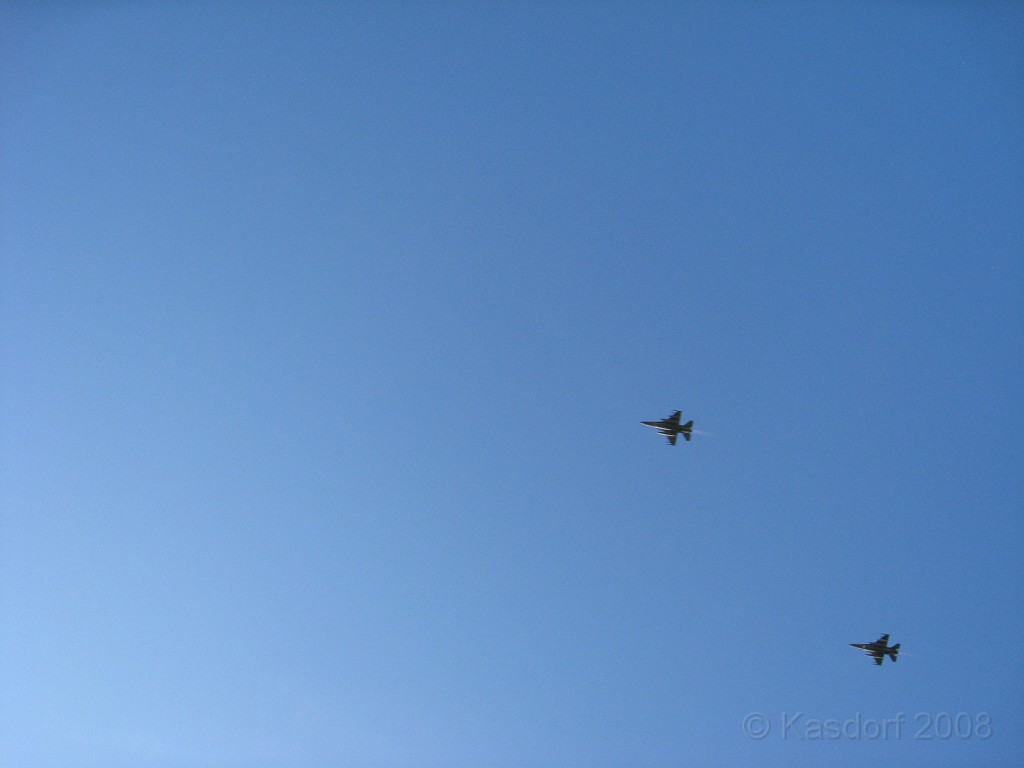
[681,421,693,441]
[889,643,900,661]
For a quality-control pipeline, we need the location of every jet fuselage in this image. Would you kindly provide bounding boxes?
[642,420,693,434]
[849,637,900,665]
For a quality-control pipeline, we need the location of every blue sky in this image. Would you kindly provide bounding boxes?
[2,2,1022,766]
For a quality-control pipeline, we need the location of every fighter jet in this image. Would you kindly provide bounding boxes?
[850,634,900,665]
[642,410,694,446]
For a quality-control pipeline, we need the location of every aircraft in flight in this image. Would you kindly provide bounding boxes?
[850,634,900,665]
[642,410,694,446]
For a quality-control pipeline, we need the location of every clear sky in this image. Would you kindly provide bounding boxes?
[2,2,1022,766]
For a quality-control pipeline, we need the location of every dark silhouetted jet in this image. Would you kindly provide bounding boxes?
[850,634,900,665]
[642,410,694,446]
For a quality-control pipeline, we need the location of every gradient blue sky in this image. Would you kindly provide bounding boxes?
[2,3,1022,766]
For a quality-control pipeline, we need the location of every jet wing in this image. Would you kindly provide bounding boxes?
[873,653,884,665]
[668,411,682,424]
[667,433,678,446]
[875,634,890,646]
